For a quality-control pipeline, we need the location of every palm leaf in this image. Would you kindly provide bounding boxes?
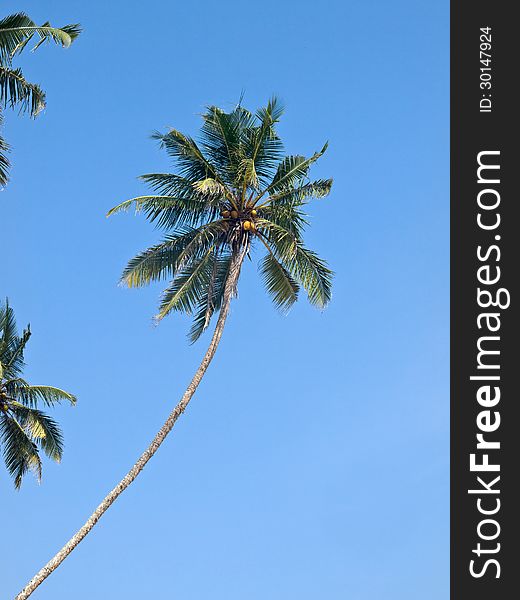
[0,66,45,115]
[138,173,198,195]
[264,143,329,197]
[255,96,285,125]
[289,246,333,308]
[0,297,17,351]
[156,249,216,320]
[121,237,189,288]
[269,178,333,205]
[153,128,223,186]
[260,253,299,313]
[107,195,219,230]
[11,404,64,462]
[0,413,42,488]
[121,222,226,288]
[0,299,30,377]
[7,382,76,408]
[259,206,308,240]
[200,105,253,183]
[237,158,259,191]
[0,13,81,60]
[0,325,31,379]
[244,97,285,182]
[260,224,333,308]
[188,252,233,342]
[0,120,9,186]
[192,177,228,199]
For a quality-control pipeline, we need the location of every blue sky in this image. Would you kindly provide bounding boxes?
[1,1,448,598]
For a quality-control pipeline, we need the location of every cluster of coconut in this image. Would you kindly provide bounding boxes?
[220,207,259,232]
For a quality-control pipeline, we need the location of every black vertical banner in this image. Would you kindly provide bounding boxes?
[451,2,519,599]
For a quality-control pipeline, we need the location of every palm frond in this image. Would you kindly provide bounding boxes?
[244,96,285,182]
[260,252,299,313]
[269,178,333,205]
[255,96,285,125]
[188,252,233,342]
[120,237,189,288]
[6,381,76,408]
[107,195,219,230]
[156,249,216,320]
[259,205,308,240]
[153,128,224,187]
[0,325,30,379]
[0,298,17,351]
[237,158,259,191]
[11,404,64,462]
[0,299,31,377]
[121,222,227,288]
[200,105,254,183]
[257,219,299,255]
[0,119,9,186]
[0,413,42,488]
[264,143,329,196]
[0,13,81,61]
[260,224,333,308]
[288,245,333,308]
[0,66,45,115]
[192,177,227,199]
[138,173,197,195]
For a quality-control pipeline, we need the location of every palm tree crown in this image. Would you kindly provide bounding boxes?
[0,12,81,186]
[0,299,76,488]
[109,97,333,339]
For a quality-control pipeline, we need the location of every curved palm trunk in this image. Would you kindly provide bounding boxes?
[16,249,246,600]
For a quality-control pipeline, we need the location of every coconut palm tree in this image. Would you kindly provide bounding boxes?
[0,299,76,488]
[16,98,333,599]
[0,12,81,186]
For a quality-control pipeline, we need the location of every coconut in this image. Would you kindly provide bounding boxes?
[251,209,257,218]
[230,210,239,219]
[243,221,252,231]
[222,210,230,218]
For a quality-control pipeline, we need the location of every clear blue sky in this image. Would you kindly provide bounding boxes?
[1,1,448,598]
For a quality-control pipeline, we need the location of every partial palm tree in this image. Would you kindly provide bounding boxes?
[0,299,76,488]
[0,12,81,186]
[16,97,333,599]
